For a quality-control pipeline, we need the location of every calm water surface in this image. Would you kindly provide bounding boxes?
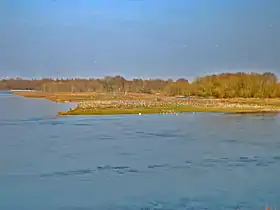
[1,91,280,210]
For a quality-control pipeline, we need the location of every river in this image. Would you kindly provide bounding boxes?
[1,91,280,210]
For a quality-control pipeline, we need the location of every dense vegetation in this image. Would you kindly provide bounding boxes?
[1,72,280,98]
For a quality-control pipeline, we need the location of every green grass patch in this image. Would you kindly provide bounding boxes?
[57,105,277,116]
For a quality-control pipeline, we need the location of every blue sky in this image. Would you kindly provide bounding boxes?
[0,0,280,79]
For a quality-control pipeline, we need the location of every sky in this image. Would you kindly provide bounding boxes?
[0,0,280,80]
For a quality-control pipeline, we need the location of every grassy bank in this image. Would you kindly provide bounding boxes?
[58,106,277,116]
[11,90,280,116]
[57,100,280,116]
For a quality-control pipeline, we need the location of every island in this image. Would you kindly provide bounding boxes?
[4,72,280,116]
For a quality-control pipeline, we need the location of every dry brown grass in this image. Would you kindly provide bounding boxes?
[11,91,168,102]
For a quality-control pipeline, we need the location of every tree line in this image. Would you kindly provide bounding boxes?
[1,72,280,98]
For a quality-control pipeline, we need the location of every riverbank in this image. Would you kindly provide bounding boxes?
[11,91,168,102]
[11,91,280,116]
[12,91,280,105]
[57,99,280,116]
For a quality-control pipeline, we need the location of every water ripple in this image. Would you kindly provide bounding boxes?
[59,198,253,210]
[147,164,170,169]
[41,169,95,177]
[39,121,65,126]
[146,132,184,138]
[40,154,280,178]
[41,165,140,177]
[73,123,91,126]
[135,131,184,138]
[195,155,279,169]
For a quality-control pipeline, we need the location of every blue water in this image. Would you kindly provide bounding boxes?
[1,91,280,210]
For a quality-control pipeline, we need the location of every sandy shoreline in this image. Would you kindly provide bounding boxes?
[57,98,280,116]
[11,91,280,116]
